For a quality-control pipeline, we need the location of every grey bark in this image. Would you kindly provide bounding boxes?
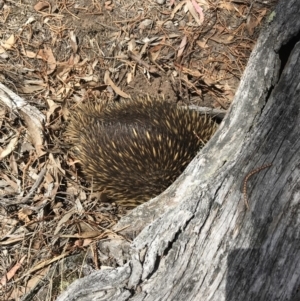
[57,0,300,300]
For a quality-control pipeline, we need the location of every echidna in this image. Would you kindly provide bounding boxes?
[66,96,217,207]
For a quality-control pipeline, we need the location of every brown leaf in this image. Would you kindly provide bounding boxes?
[18,208,33,223]
[177,35,187,57]
[186,0,204,26]
[34,1,50,11]
[1,174,19,192]
[0,135,19,160]
[247,9,267,36]
[15,267,50,298]
[21,112,45,158]
[218,2,235,11]
[0,45,6,54]
[69,31,78,53]
[54,209,75,235]
[0,255,26,286]
[2,34,15,50]
[196,40,208,49]
[25,252,71,276]
[37,46,56,75]
[192,0,205,24]
[21,80,46,93]
[22,50,43,59]
[9,153,18,175]
[174,62,201,77]
[104,70,130,98]
[61,231,101,239]
[171,1,186,19]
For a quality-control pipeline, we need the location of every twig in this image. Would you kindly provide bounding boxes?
[127,50,159,73]
[243,163,272,209]
[0,168,49,206]
[21,167,47,204]
[188,105,227,119]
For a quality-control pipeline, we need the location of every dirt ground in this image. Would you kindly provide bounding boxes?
[0,0,277,299]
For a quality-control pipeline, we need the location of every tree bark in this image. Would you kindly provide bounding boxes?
[57,0,300,300]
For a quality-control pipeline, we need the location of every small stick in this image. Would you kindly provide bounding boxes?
[243,163,272,209]
[127,50,159,73]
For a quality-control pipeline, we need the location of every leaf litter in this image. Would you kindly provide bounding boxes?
[0,0,277,299]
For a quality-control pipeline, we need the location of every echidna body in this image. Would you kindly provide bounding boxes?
[66,97,217,206]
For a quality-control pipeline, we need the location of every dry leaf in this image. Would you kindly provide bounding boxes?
[56,64,72,82]
[0,108,5,128]
[171,1,186,19]
[46,98,61,123]
[54,209,75,235]
[25,252,71,276]
[247,15,256,36]
[82,239,93,247]
[22,50,43,59]
[218,2,235,11]
[21,86,45,94]
[16,267,50,298]
[74,239,83,248]
[0,45,6,55]
[9,153,18,175]
[48,153,65,177]
[0,256,26,286]
[196,39,208,48]
[2,34,15,50]
[25,17,36,25]
[21,112,45,157]
[186,0,204,26]
[210,35,236,45]
[37,46,56,75]
[180,74,202,96]
[127,72,133,84]
[34,1,50,11]
[191,0,204,24]
[196,0,209,8]
[69,31,78,53]
[0,236,27,246]
[1,174,19,192]
[128,39,136,52]
[139,19,153,30]
[0,135,19,160]
[247,9,267,36]
[105,1,114,11]
[177,35,187,57]
[18,208,33,223]
[175,63,201,77]
[61,231,101,239]
[104,70,130,98]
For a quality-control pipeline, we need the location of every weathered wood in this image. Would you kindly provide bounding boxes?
[57,0,300,300]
